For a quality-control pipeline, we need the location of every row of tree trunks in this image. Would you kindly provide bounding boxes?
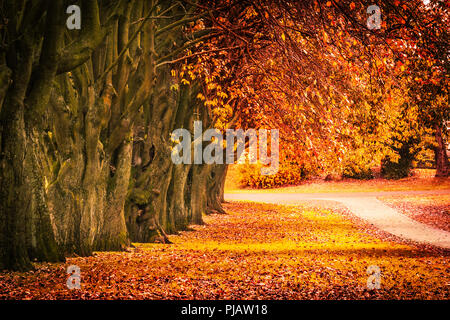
[0,0,232,271]
[125,78,232,242]
[127,82,202,241]
[1,0,135,269]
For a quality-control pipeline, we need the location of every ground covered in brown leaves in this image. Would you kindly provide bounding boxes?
[379,195,450,232]
[0,202,448,300]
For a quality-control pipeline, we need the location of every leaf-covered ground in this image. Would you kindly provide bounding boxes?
[379,195,450,232]
[0,202,448,300]
[225,167,450,193]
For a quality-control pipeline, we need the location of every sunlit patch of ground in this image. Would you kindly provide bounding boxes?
[379,195,450,232]
[1,202,448,300]
[225,167,450,193]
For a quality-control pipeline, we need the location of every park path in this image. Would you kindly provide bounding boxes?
[224,190,450,249]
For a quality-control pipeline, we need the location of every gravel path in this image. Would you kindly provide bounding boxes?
[224,191,450,249]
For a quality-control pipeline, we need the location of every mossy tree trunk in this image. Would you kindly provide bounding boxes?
[47,1,146,254]
[0,1,65,270]
[207,164,228,214]
[1,0,120,268]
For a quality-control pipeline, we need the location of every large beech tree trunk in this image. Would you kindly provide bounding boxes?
[190,164,210,225]
[96,141,133,251]
[168,163,193,231]
[0,1,64,270]
[207,165,228,214]
[0,67,62,271]
[24,128,62,263]
[0,94,34,271]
